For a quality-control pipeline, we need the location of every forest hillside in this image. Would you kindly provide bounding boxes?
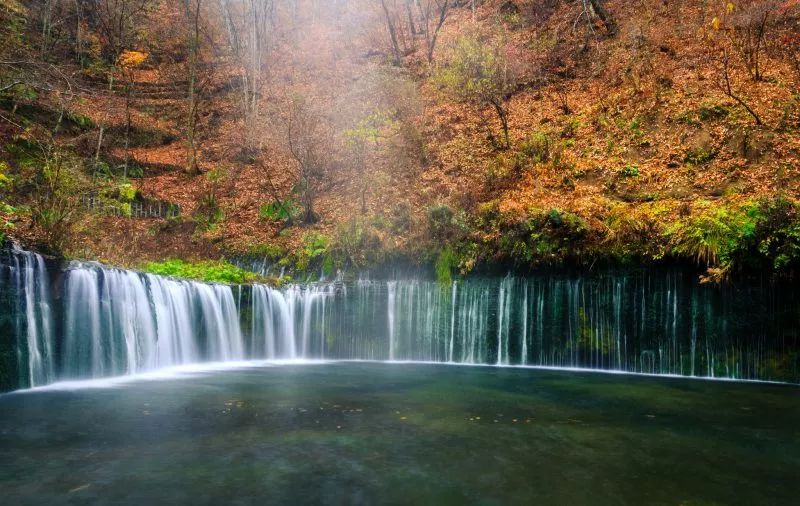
[1,0,799,282]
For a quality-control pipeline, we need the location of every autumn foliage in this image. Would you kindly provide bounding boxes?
[0,0,799,279]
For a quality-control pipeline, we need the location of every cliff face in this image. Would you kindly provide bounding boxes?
[1,1,799,278]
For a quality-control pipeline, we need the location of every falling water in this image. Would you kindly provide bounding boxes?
[2,251,799,389]
[2,249,55,387]
[60,262,245,380]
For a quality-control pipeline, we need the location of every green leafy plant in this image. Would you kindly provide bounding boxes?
[259,198,300,224]
[435,245,457,285]
[665,200,758,268]
[296,231,330,271]
[519,131,550,163]
[0,162,15,242]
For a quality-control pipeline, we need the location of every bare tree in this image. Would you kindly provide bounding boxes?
[437,29,515,149]
[380,0,403,65]
[574,0,616,37]
[286,96,328,224]
[89,0,154,62]
[716,44,763,125]
[729,1,780,82]
[184,0,202,175]
[705,3,770,125]
[219,0,274,152]
[416,0,450,63]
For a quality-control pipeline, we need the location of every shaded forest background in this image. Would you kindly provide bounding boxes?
[1,0,799,282]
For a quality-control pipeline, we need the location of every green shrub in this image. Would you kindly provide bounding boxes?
[0,162,15,242]
[744,197,800,272]
[5,137,41,169]
[426,203,464,241]
[519,132,550,163]
[435,245,457,285]
[629,117,643,137]
[195,195,224,231]
[495,207,589,264]
[561,118,581,138]
[665,198,800,276]
[389,202,413,234]
[697,104,730,121]
[330,217,385,270]
[619,164,639,178]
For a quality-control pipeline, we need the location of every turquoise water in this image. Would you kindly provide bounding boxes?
[1,362,798,505]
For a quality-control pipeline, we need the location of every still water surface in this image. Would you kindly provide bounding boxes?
[1,362,798,505]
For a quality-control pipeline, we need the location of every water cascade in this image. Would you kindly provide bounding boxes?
[2,251,799,389]
[2,249,55,387]
[60,263,246,380]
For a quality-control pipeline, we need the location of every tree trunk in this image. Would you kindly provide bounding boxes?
[491,99,510,149]
[426,1,449,63]
[720,48,762,126]
[41,0,54,59]
[184,0,200,175]
[123,76,132,178]
[380,0,402,65]
[588,0,616,35]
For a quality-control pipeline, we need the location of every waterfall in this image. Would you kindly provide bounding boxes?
[61,262,245,379]
[7,250,55,387]
[3,251,799,389]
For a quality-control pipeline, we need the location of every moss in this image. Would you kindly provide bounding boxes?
[684,148,716,166]
[246,242,287,260]
[142,259,265,284]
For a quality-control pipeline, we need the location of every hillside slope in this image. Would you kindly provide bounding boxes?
[1,0,799,280]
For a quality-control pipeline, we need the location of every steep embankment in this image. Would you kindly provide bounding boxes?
[1,0,799,280]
